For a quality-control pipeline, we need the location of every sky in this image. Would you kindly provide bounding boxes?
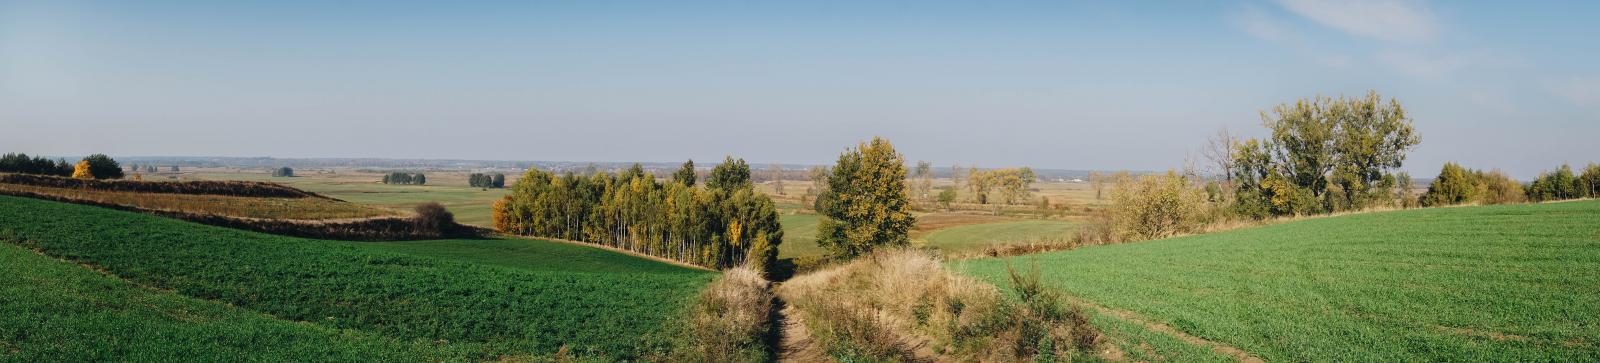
[1,0,1597,178]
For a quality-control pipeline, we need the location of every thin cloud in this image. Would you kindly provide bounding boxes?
[1546,77,1600,115]
[1275,0,1439,42]
[1230,5,1295,43]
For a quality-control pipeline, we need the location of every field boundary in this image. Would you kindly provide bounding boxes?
[517,235,717,272]
[1059,293,1264,363]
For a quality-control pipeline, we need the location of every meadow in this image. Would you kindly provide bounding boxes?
[954,200,1600,361]
[182,169,513,226]
[0,195,715,360]
[0,182,390,220]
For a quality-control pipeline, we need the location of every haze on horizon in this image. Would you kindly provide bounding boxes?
[2,0,1597,178]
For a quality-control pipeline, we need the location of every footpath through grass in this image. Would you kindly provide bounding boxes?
[0,195,715,360]
[955,201,1600,361]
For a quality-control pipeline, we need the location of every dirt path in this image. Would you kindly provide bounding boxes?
[1061,295,1264,363]
[775,304,828,362]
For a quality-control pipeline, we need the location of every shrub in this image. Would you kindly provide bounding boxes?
[82,154,124,180]
[1420,162,1475,207]
[412,202,454,237]
[664,266,774,362]
[1107,171,1210,242]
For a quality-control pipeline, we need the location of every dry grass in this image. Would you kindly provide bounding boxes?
[778,248,1103,362]
[0,183,390,220]
[664,266,777,362]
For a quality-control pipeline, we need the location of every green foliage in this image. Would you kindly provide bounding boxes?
[271,166,294,177]
[0,152,72,176]
[706,156,751,191]
[1526,163,1581,202]
[82,154,124,180]
[937,186,959,209]
[0,196,714,360]
[1231,91,1420,217]
[1419,162,1526,207]
[959,201,1600,362]
[381,171,426,185]
[674,159,698,187]
[1579,163,1600,199]
[494,161,783,272]
[815,137,915,260]
[467,172,505,188]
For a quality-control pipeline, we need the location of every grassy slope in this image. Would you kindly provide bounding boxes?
[0,243,471,361]
[347,238,699,275]
[777,214,821,258]
[0,195,714,360]
[955,201,1600,361]
[919,219,1079,252]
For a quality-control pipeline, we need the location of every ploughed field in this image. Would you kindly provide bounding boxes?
[0,195,714,360]
[955,200,1600,361]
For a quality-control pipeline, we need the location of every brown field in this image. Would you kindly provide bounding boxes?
[0,182,391,220]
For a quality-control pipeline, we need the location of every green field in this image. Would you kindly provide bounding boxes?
[0,195,714,360]
[186,171,509,226]
[0,243,472,361]
[955,201,1600,361]
[919,219,1079,252]
[777,213,821,258]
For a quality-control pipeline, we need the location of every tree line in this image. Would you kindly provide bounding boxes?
[382,172,425,185]
[271,167,295,177]
[1420,162,1600,206]
[468,173,506,188]
[2,153,124,180]
[491,157,783,272]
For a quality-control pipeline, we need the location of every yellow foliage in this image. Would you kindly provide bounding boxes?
[71,160,94,179]
[726,220,742,247]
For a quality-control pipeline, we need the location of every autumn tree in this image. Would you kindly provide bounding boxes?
[71,160,94,179]
[815,137,914,260]
[1526,164,1579,202]
[82,154,123,179]
[1089,171,1106,200]
[804,165,829,210]
[769,164,786,195]
[967,166,995,204]
[1231,91,1420,217]
[911,160,933,208]
[1419,162,1475,207]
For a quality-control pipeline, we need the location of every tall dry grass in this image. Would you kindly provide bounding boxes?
[662,266,777,362]
[778,248,1102,362]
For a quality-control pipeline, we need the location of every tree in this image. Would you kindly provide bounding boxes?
[491,173,506,188]
[673,159,697,186]
[937,187,958,209]
[272,167,295,177]
[1232,91,1419,217]
[1527,164,1578,202]
[805,165,829,210]
[815,137,915,260]
[1394,171,1417,208]
[967,167,995,204]
[769,164,786,195]
[171,165,180,173]
[71,160,94,179]
[1420,163,1474,207]
[0,153,73,176]
[1578,163,1600,199]
[1202,128,1238,184]
[706,156,751,191]
[1089,171,1106,200]
[82,154,123,179]
[912,160,933,208]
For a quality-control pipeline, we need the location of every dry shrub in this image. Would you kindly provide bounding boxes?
[412,202,455,237]
[667,266,775,362]
[1107,171,1210,242]
[779,248,1100,362]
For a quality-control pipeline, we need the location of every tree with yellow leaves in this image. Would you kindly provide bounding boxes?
[815,137,915,260]
[71,160,94,179]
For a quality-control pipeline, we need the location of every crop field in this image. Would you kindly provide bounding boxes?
[955,200,1600,361]
[0,182,390,220]
[183,169,512,226]
[0,195,715,360]
[0,243,471,361]
[919,219,1080,252]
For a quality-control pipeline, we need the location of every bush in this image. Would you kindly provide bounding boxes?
[412,202,455,237]
[83,154,124,180]
[1108,171,1210,242]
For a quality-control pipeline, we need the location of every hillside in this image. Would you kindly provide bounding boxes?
[954,201,1600,361]
[0,195,715,360]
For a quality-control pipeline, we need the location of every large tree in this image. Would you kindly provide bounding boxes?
[673,159,697,186]
[82,154,124,180]
[706,156,751,191]
[815,137,915,260]
[1232,91,1420,217]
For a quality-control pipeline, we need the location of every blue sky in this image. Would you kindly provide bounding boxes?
[1,0,1596,178]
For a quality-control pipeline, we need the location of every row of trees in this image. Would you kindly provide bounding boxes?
[966,167,1037,205]
[382,172,425,185]
[127,164,176,173]
[491,157,783,272]
[1525,163,1600,202]
[0,153,72,176]
[1418,163,1525,207]
[468,173,506,188]
[1229,91,1421,218]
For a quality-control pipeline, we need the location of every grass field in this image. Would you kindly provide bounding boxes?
[919,219,1079,252]
[0,243,471,361]
[185,170,513,226]
[777,213,821,258]
[0,195,714,360]
[955,201,1600,361]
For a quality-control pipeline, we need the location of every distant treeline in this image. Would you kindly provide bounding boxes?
[0,153,72,176]
[0,173,325,199]
[468,173,505,188]
[1420,162,1600,207]
[493,157,782,271]
[271,167,295,177]
[382,172,426,185]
